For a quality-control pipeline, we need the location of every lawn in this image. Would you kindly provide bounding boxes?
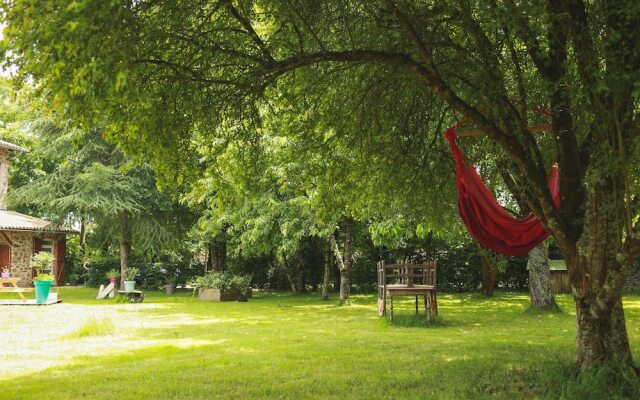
[0,288,639,399]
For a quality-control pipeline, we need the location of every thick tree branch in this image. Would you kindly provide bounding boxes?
[568,0,601,111]
[285,1,327,52]
[223,0,275,65]
[502,0,556,80]
[134,58,254,89]
[545,0,583,244]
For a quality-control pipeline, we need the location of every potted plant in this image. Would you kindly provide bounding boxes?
[1,266,9,279]
[161,263,180,294]
[191,272,251,302]
[164,279,176,294]
[123,267,139,292]
[31,252,55,304]
[105,269,120,286]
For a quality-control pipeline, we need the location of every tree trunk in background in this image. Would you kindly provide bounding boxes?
[341,218,354,302]
[528,244,557,310]
[322,239,331,300]
[207,240,226,272]
[205,245,211,273]
[330,235,345,298]
[80,217,88,271]
[296,246,307,293]
[333,263,340,293]
[331,218,354,303]
[281,252,297,293]
[499,168,557,310]
[119,212,131,290]
[480,252,498,297]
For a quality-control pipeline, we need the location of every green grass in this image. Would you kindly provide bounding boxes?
[0,288,638,399]
[65,317,116,338]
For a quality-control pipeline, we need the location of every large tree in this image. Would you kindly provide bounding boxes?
[3,0,639,371]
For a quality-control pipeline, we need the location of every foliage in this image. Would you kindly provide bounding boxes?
[85,255,203,289]
[105,269,119,279]
[136,261,202,290]
[191,272,252,293]
[30,251,55,274]
[124,267,139,281]
[33,273,54,281]
[85,255,122,287]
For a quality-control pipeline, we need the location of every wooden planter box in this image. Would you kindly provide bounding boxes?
[199,288,242,302]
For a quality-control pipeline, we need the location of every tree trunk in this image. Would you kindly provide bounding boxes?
[333,263,340,293]
[296,246,307,293]
[479,252,498,297]
[80,217,88,271]
[575,295,632,368]
[119,212,131,290]
[528,244,557,310]
[330,235,345,299]
[281,252,297,293]
[322,239,331,300]
[207,240,226,272]
[567,176,635,369]
[205,244,211,273]
[331,218,354,303]
[341,218,354,301]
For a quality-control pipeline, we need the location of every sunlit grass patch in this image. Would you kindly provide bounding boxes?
[65,317,116,339]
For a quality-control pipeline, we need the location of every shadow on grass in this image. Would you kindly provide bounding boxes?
[380,313,445,329]
[1,338,627,400]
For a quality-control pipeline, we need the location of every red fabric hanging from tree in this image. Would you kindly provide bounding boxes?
[444,127,560,256]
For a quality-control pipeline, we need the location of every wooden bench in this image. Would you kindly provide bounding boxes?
[0,278,34,300]
[377,260,438,322]
[118,290,144,303]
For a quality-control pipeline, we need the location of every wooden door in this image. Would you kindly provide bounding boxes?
[0,244,11,274]
[54,238,66,285]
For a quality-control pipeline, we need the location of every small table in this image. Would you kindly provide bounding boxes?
[118,290,144,303]
[0,278,33,300]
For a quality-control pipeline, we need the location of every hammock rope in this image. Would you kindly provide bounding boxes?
[444,127,560,256]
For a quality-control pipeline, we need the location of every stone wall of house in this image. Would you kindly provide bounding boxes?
[0,148,9,209]
[0,231,34,286]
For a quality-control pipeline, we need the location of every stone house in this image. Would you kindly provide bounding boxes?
[0,140,77,286]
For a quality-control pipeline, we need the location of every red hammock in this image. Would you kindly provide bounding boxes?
[444,127,560,256]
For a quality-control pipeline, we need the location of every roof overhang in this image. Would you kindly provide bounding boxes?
[0,210,79,234]
[0,140,29,153]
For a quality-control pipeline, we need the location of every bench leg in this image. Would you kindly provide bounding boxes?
[415,295,418,315]
[389,296,394,323]
[425,294,431,322]
[431,290,438,316]
[383,291,386,316]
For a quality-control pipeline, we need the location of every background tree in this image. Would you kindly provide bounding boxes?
[8,121,178,287]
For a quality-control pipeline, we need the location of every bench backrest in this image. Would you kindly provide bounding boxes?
[377,260,437,289]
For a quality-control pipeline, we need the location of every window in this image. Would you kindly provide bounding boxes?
[40,239,54,275]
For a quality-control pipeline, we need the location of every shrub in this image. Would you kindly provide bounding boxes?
[137,261,203,290]
[86,255,203,289]
[191,271,251,293]
[86,255,122,287]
